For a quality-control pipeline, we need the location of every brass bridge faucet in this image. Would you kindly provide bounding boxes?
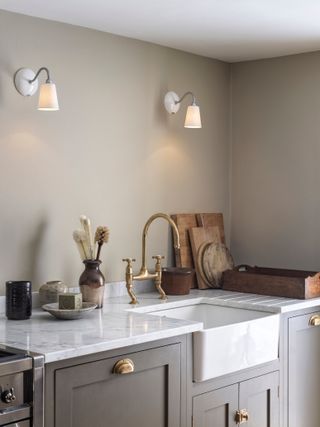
[123,213,180,304]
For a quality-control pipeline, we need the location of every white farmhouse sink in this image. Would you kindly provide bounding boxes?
[149,303,279,382]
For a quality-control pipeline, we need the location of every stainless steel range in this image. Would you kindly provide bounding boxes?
[0,347,44,427]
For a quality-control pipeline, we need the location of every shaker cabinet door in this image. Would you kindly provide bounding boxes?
[193,384,238,427]
[239,372,279,427]
[54,344,181,427]
[288,312,320,427]
[192,372,279,427]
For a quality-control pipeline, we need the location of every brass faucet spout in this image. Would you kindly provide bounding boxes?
[123,212,181,304]
[140,213,180,273]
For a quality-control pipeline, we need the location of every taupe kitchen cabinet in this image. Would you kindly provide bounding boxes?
[288,310,320,427]
[193,372,279,427]
[193,384,238,426]
[45,339,183,427]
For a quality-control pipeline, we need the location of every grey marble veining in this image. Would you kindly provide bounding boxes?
[0,308,201,363]
[1,288,320,364]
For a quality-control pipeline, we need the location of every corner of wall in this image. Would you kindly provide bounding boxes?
[227,63,233,249]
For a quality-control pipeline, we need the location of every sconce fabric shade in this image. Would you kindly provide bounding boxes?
[38,83,59,111]
[184,105,202,128]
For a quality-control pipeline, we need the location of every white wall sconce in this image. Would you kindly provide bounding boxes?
[164,91,202,128]
[14,67,59,111]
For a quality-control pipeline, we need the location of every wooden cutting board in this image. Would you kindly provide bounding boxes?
[196,213,225,244]
[171,214,198,287]
[189,226,221,289]
[200,242,234,288]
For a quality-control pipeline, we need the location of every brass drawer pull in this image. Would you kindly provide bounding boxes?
[112,358,135,374]
[235,409,249,424]
[309,315,320,326]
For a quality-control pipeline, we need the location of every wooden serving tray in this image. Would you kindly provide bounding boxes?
[222,265,320,299]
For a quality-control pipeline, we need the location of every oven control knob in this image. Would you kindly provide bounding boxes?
[2,387,16,403]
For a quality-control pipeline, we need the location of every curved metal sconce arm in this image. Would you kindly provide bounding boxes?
[175,91,196,106]
[29,67,52,84]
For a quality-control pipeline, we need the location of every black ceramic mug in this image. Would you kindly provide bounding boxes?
[6,281,32,320]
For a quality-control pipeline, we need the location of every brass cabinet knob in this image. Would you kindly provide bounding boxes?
[309,314,320,326]
[235,409,249,424]
[112,358,135,375]
[241,410,249,422]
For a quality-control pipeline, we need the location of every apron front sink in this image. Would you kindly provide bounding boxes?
[149,303,279,382]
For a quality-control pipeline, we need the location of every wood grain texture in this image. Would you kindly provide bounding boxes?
[200,243,234,288]
[196,213,225,244]
[189,226,221,289]
[222,266,320,299]
[171,214,198,288]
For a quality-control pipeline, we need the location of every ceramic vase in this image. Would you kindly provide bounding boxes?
[79,260,105,308]
[39,280,67,306]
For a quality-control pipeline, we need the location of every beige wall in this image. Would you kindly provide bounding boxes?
[0,11,231,292]
[231,51,320,270]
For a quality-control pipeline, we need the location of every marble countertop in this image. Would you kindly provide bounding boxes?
[2,288,320,364]
[0,305,201,364]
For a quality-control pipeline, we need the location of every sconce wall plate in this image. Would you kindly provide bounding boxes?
[14,68,38,97]
[164,91,180,114]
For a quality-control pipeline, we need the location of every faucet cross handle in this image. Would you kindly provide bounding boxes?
[152,255,165,262]
[152,255,165,271]
[122,258,136,268]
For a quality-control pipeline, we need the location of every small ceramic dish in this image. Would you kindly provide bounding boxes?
[42,302,97,320]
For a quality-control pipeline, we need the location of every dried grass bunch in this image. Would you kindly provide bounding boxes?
[73,215,110,262]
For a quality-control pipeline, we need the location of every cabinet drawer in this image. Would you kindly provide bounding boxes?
[54,343,181,427]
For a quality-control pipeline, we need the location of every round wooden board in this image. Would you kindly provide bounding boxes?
[197,241,234,288]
